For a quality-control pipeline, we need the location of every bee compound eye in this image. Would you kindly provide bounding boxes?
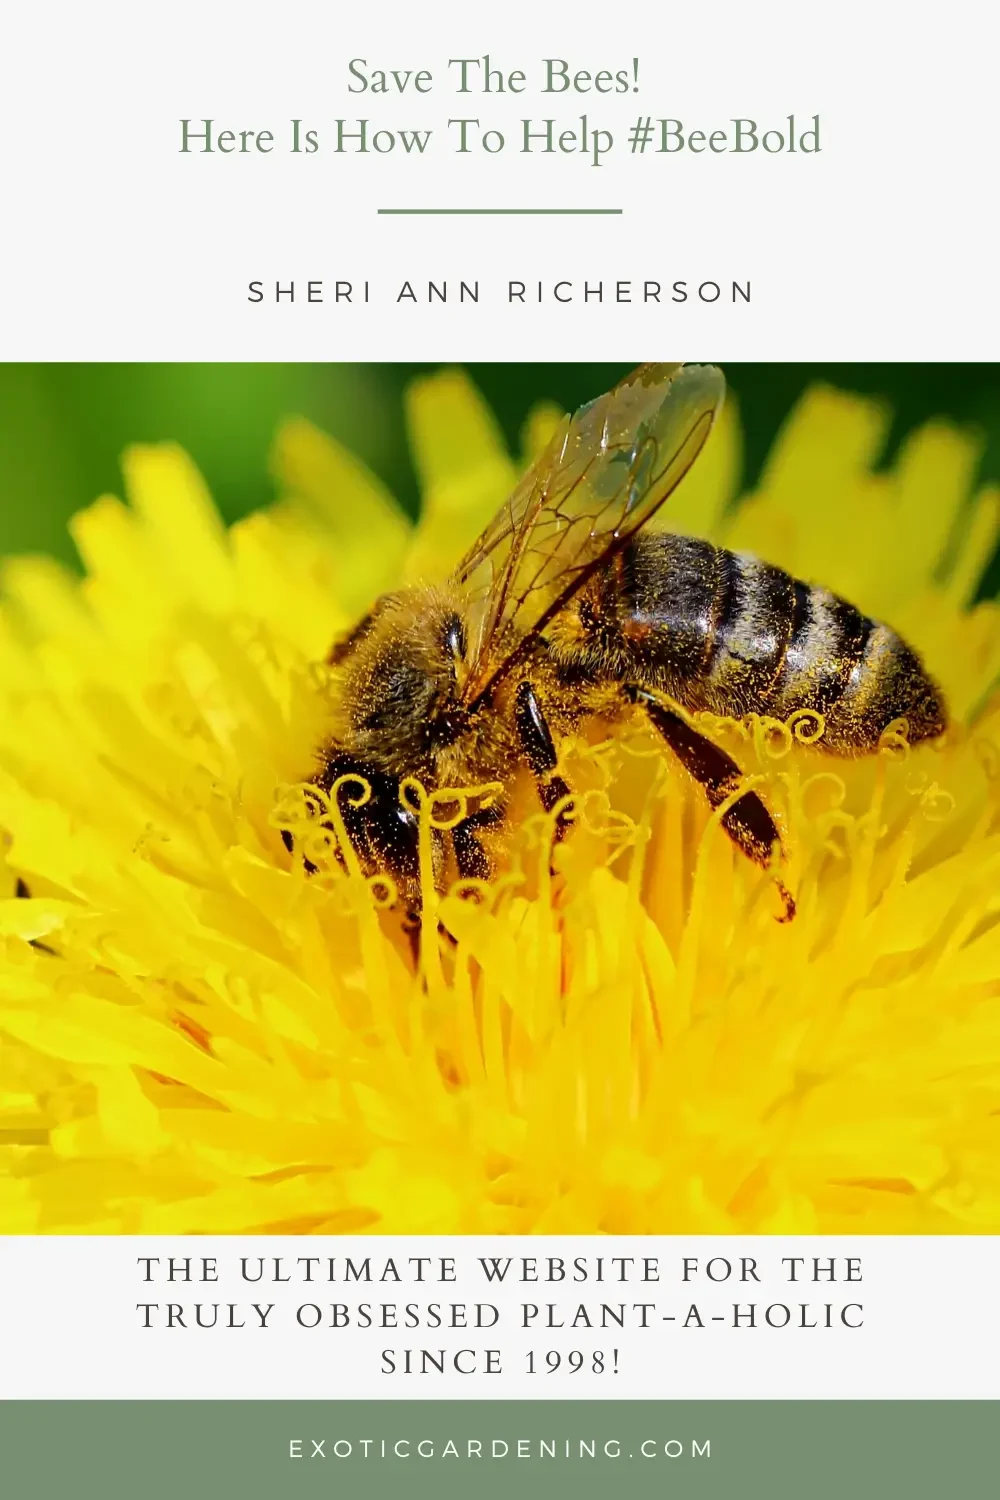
[443,614,467,661]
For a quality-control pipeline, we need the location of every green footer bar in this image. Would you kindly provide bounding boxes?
[2,1401,995,1499]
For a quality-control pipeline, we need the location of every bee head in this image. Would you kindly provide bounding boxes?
[332,589,473,773]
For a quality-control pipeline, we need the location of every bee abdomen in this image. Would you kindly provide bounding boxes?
[705,558,947,753]
[761,581,874,737]
[615,538,799,708]
[616,536,946,753]
[767,586,946,751]
[702,550,797,708]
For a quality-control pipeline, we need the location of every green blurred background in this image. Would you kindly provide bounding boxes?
[2,363,999,595]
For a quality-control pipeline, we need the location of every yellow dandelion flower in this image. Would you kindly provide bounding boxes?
[1,369,999,1235]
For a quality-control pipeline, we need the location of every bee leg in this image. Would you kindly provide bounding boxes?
[514,681,572,835]
[280,826,322,876]
[401,908,423,966]
[628,686,795,921]
[429,807,505,957]
[452,802,503,883]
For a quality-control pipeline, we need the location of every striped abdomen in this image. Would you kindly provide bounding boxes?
[604,533,947,753]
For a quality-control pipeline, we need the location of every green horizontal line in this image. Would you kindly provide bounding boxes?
[377,207,623,216]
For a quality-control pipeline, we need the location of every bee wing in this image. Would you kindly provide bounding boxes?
[452,362,726,704]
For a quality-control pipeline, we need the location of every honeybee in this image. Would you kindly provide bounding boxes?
[294,363,946,922]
